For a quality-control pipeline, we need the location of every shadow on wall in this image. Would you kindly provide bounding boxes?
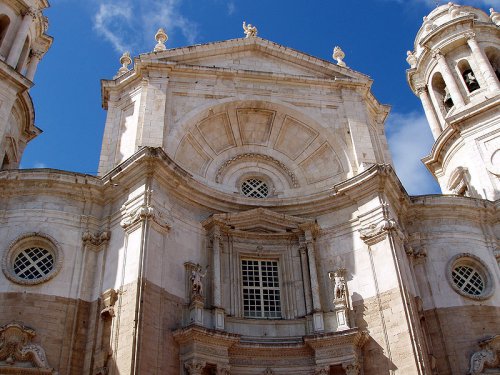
[351,292,397,375]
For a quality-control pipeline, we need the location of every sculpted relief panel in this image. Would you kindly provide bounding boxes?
[173,101,348,194]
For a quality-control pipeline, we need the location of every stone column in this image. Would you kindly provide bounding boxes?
[416,85,442,139]
[304,230,324,332]
[466,32,500,92]
[25,50,42,81]
[212,225,222,307]
[6,9,35,67]
[299,246,313,314]
[433,50,465,107]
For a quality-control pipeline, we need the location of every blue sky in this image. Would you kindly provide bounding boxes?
[22,0,497,195]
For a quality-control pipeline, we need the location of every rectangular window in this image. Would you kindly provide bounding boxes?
[242,259,281,318]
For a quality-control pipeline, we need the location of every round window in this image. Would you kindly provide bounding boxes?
[451,265,484,296]
[13,247,55,280]
[241,178,269,198]
[2,233,63,285]
[447,254,493,300]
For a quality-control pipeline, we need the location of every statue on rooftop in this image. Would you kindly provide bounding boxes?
[243,21,258,38]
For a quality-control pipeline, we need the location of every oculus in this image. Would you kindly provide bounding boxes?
[2,233,63,285]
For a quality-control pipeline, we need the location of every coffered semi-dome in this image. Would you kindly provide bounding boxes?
[167,99,351,198]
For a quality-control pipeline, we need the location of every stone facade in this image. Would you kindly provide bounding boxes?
[0,2,499,375]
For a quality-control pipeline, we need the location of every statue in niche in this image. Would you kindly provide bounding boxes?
[190,264,208,297]
[463,69,480,92]
[329,268,347,301]
[242,21,258,38]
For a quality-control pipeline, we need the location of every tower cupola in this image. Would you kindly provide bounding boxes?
[406,2,500,200]
[0,0,52,169]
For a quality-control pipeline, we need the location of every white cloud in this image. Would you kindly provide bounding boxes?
[34,162,48,169]
[386,111,441,195]
[227,1,236,15]
[92,0,198,53]
[94,3,133,52]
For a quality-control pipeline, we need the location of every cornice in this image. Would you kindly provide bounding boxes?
[304,328,368,349]
[102,147,409,217]
[172,324,240,347]
[422,95,500,173]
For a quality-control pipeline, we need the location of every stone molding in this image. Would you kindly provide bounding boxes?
[0,322,54,374]
[359,218,399,245]
[120,204,171,231]
[82,230,111,248]
[215,152,299,188]
[2,232,63,286]
[468,335,500,375]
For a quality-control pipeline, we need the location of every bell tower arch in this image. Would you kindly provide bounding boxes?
[406,3,500,200]
[0,0,52,170]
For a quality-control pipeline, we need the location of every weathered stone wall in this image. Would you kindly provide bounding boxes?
[0,292,90,374]
[424,305,500,375]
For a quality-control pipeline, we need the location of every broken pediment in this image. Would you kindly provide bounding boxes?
[146,37,367,82]
[203,207,317,236]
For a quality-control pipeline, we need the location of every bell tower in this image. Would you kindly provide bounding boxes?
[406,3,499,200]
[0,0,52,169]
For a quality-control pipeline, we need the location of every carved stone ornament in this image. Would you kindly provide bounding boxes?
[406,50,417,68]
[120,204,171,231]
[184,360,206,375]
[82,230,111,247]
[491,8,500,26]
[359,218,399,244]
[343,361,361,375]
[468,335,500,374]
[242,21,258,38]
[216,153,299,188]
[314,367,330,375]
[154,28,168,52]
[100,289,118,319]
[332,46,346,67]
[115,51,132,78]
[0,322,53,372]
[217,366,231,375]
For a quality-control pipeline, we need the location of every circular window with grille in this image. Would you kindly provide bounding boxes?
[447,254,493,300]
[241,178,269,198]
[2,233,63,285]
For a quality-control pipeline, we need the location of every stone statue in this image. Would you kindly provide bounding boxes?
[243,21,258,38]
[154,28,168,52]
[491,8,500,26]
[406,51,417,68]
[190,264,208,296]
[329,268,347,300]
[332,46,346,67]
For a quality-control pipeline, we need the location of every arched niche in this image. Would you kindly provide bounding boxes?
[457,59,480,93]
[0,14,10,49]
[167,99,352,196]
[484,46,500,81]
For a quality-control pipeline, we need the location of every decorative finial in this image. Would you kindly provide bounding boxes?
[154,28,168,52]
[490,8,500,26]
[115,52,132,78]
[242,21,258,38]
[406,51,417,68]
[448,3,461,18]
[332,46,347,67]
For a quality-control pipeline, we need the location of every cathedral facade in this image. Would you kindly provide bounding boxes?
[0,1,499,374]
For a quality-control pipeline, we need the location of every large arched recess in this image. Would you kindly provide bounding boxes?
[166,98,353,197]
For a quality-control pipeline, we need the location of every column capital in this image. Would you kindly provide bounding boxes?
[185,360,206,375]
[342,361,361,375]
[415,85,428,95]
[465,31,476,41]
[23,7,39,19]
[431,49,443,60]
